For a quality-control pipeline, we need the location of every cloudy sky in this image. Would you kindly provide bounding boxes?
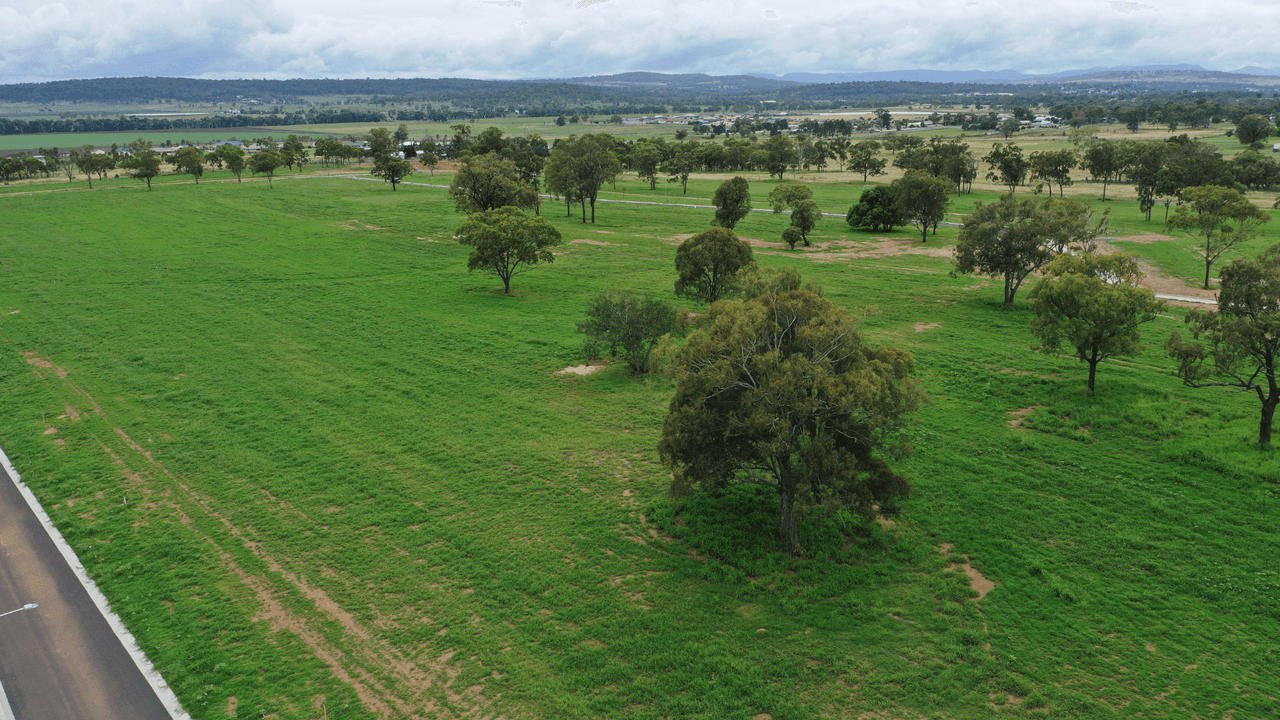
[2,0,1278,84]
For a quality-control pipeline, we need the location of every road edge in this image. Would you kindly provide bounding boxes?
[0,680,16,720]
[0,447,191,720]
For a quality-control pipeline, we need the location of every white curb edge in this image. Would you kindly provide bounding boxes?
[0,447,191,720]
[0,679,16,720]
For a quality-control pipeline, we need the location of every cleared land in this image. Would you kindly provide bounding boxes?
[0,162,1277,719]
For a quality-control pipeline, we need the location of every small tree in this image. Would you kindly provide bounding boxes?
[789,199,821,247]
[846,185,904,232]
[372,154,413,190]
[631,143,662,190]
[782,227,805,250]
[1166,245,1280,446]
[658,286,923,555]
[999,117,1022,139]
[768,182,812,214]
[1029,149,1077,197]
[1028,252,1164,393]
[983,142,1031,194]
[1081,139,1121,201]
[456,206,561,294]
[578,292,679,373]
[712,176,752,230]
[451,153,537,212]
[892,170,951,242]
[120,139,162,190]
[953,194,1108,306]
[1235,114,1274,147]
[1166,185,1271,289]
[250,150,283,188]
[71,145,106,189]
[219,144,247,182]
[281,134,307,170]
[174,146,205,184]
[847,139,887,182]
[674,227,754,305]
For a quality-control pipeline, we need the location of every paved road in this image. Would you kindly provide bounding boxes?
[0,462,175,720]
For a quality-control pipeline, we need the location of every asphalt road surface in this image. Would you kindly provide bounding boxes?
[0,462,174,720]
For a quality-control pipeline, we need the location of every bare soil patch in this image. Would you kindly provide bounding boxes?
[914,322,941,333]
[1094,240,1215,301]
[334,219,388,231]
[24,352,69,378]
[1007,406,1041,430]
[568,238,625,246]
[557,364,606,376]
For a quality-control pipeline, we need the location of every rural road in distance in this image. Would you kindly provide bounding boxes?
[0,461,175,720]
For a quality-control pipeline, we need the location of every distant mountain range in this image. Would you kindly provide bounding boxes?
[747,65,1280,84]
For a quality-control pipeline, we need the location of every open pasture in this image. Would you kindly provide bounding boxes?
[0,174,1276,719]
[0,129,282,154]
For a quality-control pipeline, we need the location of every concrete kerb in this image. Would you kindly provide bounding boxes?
[0,679,16,720]
[0,448,191,720]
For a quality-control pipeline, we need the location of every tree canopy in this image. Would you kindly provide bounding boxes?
[249,149,283,188]
[456,206,562,293]
[891,171,951,242]
[846,185,903,232]
[953,194,1108,306]
[545,134,621,223]
[1235,114,1274,146]
[578,292,679,374]
[119,138,161,190]
[673,227,754,305]
[1166,244,1280,446]
[1166,185,1271,289]
[712,176,752,230]
[450,153,538,213]
[658,285,923,555]
[1028,252,1164,393]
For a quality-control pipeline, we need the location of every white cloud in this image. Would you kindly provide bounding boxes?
[2,0,1279,83]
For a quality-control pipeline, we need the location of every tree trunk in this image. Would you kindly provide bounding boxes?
[1204,256,1213,290]
[1087,356,1099,394]
[502,276,511,294]
[1260,385,1277,447]
[590,196,596,223]
[777,480,800,555]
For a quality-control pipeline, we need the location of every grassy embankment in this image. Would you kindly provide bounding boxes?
[0,169,1277,719]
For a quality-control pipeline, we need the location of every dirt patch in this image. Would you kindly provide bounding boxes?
[24,352,69,378]
[1094,239,1215,301]
[557,364,606,376]
[938,544,996,601]
[568,238,625,246]
[1112,232,1173,244]
[666,233,696,243]
[226,697,239,714]
[43,426,57,435]
[914,322,941,333]
[952,563,996,600]
[845,238,955,259]
[1007,406,1041,430]
[334,219,387,231]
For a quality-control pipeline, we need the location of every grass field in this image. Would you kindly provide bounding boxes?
[0,129,295,154]
[0,170,1277,719]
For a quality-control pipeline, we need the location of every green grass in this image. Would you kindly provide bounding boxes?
[0,129,280,153]
[0,175,1277,719]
